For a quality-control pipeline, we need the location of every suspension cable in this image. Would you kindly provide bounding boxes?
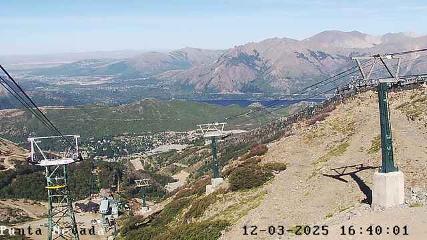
[0,65,73,146]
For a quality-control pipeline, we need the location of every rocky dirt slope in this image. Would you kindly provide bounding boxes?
[221,86,427,239]
[0,137,27,171]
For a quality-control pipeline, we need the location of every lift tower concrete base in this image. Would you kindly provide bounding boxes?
[353,55,404,209]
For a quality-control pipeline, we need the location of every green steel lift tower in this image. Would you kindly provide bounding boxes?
[197,122,227,178]
[28,135,81,240]
[353,54,401,173]
[377,81,398,173]
[135,179,150,210]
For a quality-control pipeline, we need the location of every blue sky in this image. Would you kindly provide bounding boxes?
[1,0,426,55]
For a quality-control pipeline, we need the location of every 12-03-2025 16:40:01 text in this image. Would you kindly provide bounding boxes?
[242,225,409,236]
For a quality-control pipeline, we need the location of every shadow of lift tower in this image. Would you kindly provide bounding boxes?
[353,54,404,209]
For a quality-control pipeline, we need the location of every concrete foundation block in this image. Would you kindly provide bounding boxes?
[205,177,224,195]
[141,206,150,212]
[205,184,214,195]
[372,171,404,209]
[211,177,224,188]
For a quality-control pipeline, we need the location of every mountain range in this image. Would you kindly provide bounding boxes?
[7,30,427,96]
[157,31,427,94]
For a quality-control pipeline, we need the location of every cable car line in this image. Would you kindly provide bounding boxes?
[257,56,427,122]
[386,48,427,57]
[224,59,374,123]
[0,65,73,146]
[0,76,56,130]
[231,52,427,125]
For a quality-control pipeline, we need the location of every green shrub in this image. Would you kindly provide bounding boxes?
[229,165,272,191]
[154,197,192,226]
[151,173,177,186]
[222,157,261,177]
[409,202,423,208]
[243,157,262,165]
[368,135,381,154]
[174,176,211,200]
[184,192,221,221]
[191,176,212,196]
[262,162,287,172]
[221,165,236,177]
[248,144,268,158]
[156,220,230,240]
[121,195,227,240]
[123,224,164,240]
[0,165,48,201]
[174,187,194,200]
[219,143,251,165]
[121,196,193,240]
[0,171,46,200]
[193,142,251,179]
[120,215,146,236]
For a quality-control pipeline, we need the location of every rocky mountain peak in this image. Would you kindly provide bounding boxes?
[303,30,381,49]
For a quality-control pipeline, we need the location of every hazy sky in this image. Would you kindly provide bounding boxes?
[1,0,427,55]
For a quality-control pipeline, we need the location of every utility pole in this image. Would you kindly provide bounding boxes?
[197,122,228,194]
[28,135,81,240]
[352,54,404,209]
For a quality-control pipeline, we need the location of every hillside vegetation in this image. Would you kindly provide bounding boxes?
[118,85,427,239]
[222,86,427,239]
[1,84,425,239]
[0,99,247,143]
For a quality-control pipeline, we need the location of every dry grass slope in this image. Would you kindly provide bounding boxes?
[221,86,427,240]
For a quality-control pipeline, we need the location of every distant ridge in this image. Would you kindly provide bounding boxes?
[17,30,427,95]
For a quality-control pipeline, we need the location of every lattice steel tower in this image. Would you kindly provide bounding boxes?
[28,135,82,240]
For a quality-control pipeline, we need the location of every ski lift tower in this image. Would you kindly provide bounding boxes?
[353,55,404,209]
[28,135,82,240]
[135,179,150,212]
[197,122,227,194]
